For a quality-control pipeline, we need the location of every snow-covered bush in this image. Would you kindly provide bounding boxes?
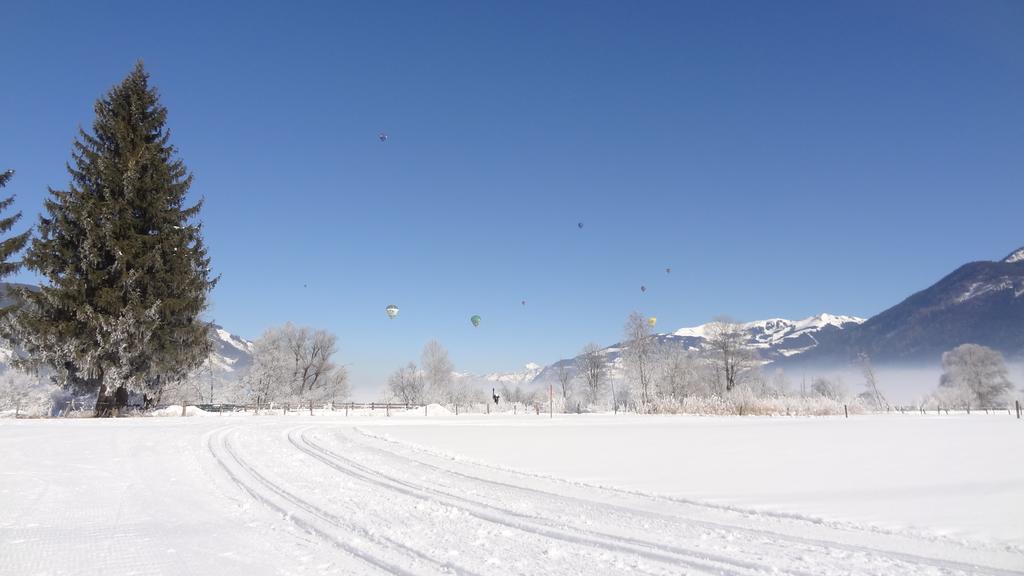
[0,370,61,417]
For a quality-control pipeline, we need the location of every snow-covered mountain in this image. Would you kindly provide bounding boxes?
[532,313,864,385]
[206,326,255,375]
[454,363,545,391]
[788,248,1024,366]
[670,314,865,359]
[1003,247,1024,264]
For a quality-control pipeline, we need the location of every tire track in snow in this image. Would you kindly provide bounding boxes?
[205,426,481,576]
[289,426,777,576]
[342,425,1023,576]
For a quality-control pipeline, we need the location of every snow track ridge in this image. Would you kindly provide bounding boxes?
[206,426,479,576]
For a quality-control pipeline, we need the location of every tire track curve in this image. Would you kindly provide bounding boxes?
[290,425,790,576]
[337,425,1023,576]
[206,425,482,576]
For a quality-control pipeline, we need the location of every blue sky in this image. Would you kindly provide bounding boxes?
[2,1,1022,392]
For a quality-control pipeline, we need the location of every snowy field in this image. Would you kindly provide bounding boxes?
[1,411,1022,575]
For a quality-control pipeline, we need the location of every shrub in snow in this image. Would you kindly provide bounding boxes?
[646,389,861,417]
[0,370,61,417]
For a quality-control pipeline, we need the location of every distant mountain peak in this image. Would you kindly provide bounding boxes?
[1002,247,1024,264]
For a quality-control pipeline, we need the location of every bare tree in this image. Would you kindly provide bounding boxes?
[811,376,847,401]
[576,342,606,406]
[769,368,790,397]
[327,364,351,405]
[280,323,337,397]
[554,363,575,403]
[244,323,346,405]
[388,362,424,405]
[939,344,1014,408]
[858,353,889,411]
[241,328,291,408]
[421,340,454,404]
[622,311,656,412]
[656,343,703,402]
[704,316,756,393]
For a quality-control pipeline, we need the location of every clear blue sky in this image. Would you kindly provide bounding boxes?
[2,1,1022,393]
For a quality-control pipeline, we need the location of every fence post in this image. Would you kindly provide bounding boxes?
[1017,400,1021,419]
[514,404,517,415]
[386,403,390,417]
[371,402,375,411]
[455,405,459,416]
[425,405,428,417]
[345,402,349,417]
[486,402,490,414]
[844,404,848,419]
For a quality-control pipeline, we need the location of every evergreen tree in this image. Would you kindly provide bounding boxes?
[14,62,217,408]
[0,169,32,282]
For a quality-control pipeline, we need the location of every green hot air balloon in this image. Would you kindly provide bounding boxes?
[385,304,399,320]
[470,315,482,327]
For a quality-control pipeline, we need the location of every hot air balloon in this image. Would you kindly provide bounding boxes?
[385,304,399,319]
[521,300,527,306]
[378,132,388,142]
[640,285,647,293]
[665,267,671,274]
[577,222,584,229]
[470,315,481,327]
[648,317,657,327]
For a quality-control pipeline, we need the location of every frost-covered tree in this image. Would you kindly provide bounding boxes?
[11,63,216,413]
[241,333,291,408]
[858,353,889,411]
[576,342,606,406]
[811,376,846,401]
[281,323,338,397]
[0,169,31,286]
[938,344,1014,408]
[554,363,575,403]
[244,323,348,406]
[388,361,424,404]
[622,311,656,412]
[421,340,454,403]
[655,343,704,403]
[705,317,756,393]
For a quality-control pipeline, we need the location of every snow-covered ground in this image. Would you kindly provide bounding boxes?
[1,412,1021,575]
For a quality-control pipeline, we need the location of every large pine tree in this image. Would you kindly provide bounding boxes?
[15,62,217,408]
[0,169,32,282]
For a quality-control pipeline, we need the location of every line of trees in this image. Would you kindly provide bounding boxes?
[385,340,484,406]
[552,315,891,415]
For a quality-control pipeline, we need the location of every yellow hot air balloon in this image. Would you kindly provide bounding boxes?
[648,316,657,327]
